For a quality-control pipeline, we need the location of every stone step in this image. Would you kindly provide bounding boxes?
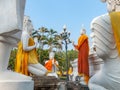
[32,76,60,90]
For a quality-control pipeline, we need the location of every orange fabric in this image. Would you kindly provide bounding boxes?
[74,34,89,84]
[110,12,120,55]
[15,38,38,76]
[45,59,58,72]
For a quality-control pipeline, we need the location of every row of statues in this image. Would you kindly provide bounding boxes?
[1,0,120,90]
[0,0,59,90]
[64,1,120,90]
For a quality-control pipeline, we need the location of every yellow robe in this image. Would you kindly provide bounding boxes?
[15,37,38,76]
[110,12,120,55]
[68,67,73,75]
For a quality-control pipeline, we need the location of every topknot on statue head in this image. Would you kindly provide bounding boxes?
[104,0,120,5]
[101,0,120,4]
[101,0,106,2]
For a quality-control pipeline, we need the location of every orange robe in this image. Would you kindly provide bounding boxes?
[15,37,38,76]
[74,34,89,84]
[45,59,58,72]
[110,12,120,55]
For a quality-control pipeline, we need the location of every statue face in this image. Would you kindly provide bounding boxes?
[23,16,34,35]
[106,0,116,12]
[101,0,120,12]
[80,29,86,35]
[27,21,34,35]
[49,52,55,59]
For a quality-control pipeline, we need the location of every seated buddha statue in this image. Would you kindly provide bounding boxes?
[88,0,120,90]
[15,16,48,76]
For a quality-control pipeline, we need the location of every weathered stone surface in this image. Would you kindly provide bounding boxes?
[67,81,89,90]
[32,76,60,90]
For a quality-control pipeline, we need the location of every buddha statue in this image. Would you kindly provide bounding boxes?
[15,16,48,76]
[70,59,78,81]
[0,1,34,90]
[45,52,59,78]
[88,0,120,90]
[0,0,32,80]
[72,27,89,85]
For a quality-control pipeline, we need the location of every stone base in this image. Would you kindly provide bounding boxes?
[0,80,34,90]
[32,76,59,90]
[67,81,89,90]
[0,71,34,90]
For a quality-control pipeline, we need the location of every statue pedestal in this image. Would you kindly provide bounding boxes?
[88,52,104,76]
[0,71,34,90]
[0,80,34,90]
[33,76,59,90]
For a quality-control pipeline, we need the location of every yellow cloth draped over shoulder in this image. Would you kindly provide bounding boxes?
[74,34,89,84]
[15,37,38,76]
[110,12,120,56]
[68,67,73,75]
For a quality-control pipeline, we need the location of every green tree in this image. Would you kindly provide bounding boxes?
[8,48,17,70]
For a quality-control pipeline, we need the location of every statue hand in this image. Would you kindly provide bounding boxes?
[52,60,54,64]
[72,40,75,46]
[34,41,38,48]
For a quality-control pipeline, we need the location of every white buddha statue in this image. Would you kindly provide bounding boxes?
[0,0,34,90]
[88,0,120,90]
[0,0,31,80]
[15,16,48,76]
[45,52,59,78]
[70,59,78,81]
[0,0,26,72]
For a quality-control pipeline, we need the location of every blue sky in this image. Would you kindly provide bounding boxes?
[25,0,107,50]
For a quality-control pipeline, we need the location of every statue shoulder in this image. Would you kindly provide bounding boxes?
[22,31,29,37]
[91,13,110,25]
[90,13,112,33]
[21,31,30,41]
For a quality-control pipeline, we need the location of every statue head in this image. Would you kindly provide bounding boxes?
[49,52,55,60]
[101,0,120,12]
[80,28,86,35]
[23,16,34,35]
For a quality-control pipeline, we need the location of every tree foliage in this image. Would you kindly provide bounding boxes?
[8,48,17,70]
[8,48,78,71]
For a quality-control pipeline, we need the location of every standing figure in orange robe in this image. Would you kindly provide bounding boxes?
[72,28,89,85]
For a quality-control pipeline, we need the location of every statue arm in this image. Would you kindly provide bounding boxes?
[74,35,88,50]
[22,32,36,51]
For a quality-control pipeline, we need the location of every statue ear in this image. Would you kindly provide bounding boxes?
[101,0,106,3]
